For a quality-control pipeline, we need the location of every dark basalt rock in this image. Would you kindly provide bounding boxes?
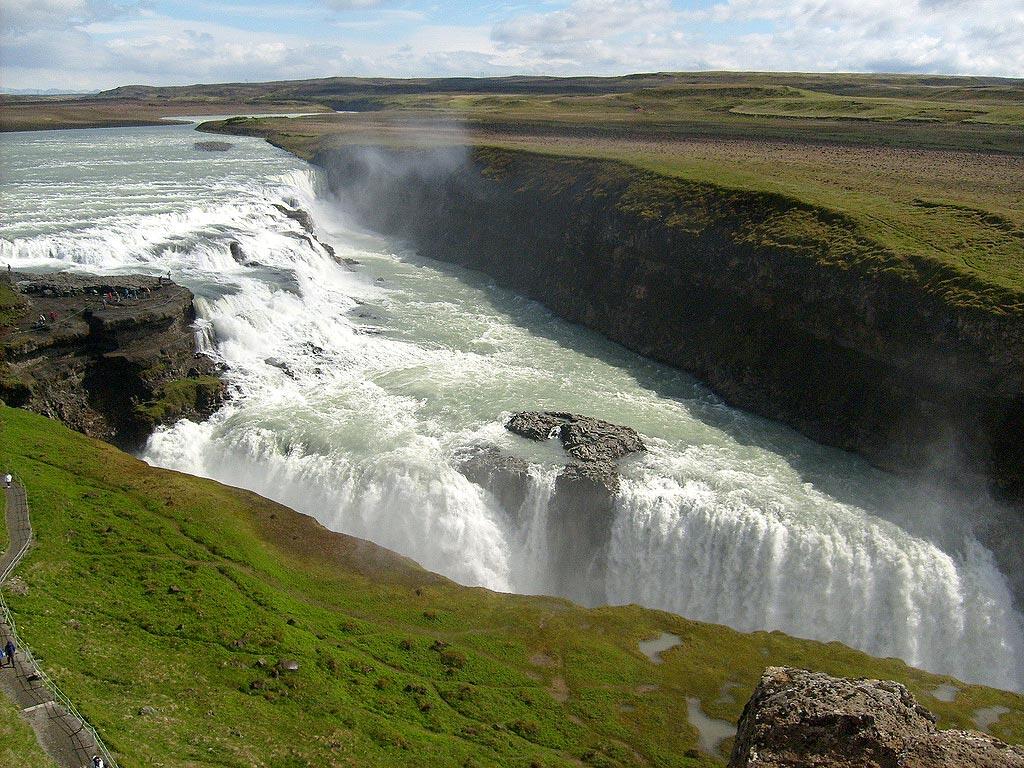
[272,204,341,261]
[229,240,251,265]
[273,203,316,234]
[194,140,233,152]
[505,411,646,464]
[548,461,620,604]
[455,446,532,521]
[502,411,644,603]
[0,271,224,450]
[729,667,1024,768]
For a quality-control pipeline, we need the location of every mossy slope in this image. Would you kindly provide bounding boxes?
[0,405,1021,766]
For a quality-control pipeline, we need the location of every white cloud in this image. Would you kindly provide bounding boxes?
[489,0,692,73]
[319,0,387,9]
[1,0,136,32]
[489,0,1024,77]
[0,0,1021,91]
[493,0,678,45]
[696,0,1024,75]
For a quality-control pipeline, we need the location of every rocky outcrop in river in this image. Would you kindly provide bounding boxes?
[505,411,646,468]
[316,145,1024,506]
[729,667,1024,767]
[459,411,645,603]
[0,272,224,449]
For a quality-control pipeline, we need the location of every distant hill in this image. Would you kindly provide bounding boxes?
[97,71,1024,107]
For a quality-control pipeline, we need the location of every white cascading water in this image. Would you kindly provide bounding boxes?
[2,122,1022,692]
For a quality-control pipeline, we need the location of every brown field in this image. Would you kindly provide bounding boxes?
[0,96,329,132]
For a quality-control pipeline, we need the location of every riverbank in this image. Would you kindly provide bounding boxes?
[0,96,329,132]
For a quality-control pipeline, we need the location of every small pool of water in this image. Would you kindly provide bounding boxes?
[687,697,735,758]
[931,683,958,702]
[638,632,681,664]
[973,705,1010,730]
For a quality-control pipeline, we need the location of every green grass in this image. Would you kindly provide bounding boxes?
[471,144,1024,309]
[0,695,56,768]
[330,85,1024,128]
[135,375,224,425]
[0,280,26,327]
[0,404,1021,766]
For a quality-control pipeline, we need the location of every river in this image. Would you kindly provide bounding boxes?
[1,120,1021,691]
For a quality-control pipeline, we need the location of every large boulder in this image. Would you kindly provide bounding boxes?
[729,667,1024,768]
[546,461,620,604]
[505,411,645,465]
[504,412,645,604]
[0,271,224,449]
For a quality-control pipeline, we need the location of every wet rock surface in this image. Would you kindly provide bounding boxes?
[0,271,224,448]
[273,203,316,234]
[505,411,646,465]
[455,446,532,523]
[729,667,1024,768]
[273,203,340,261]
[454,412,646,603]
[194,140,233,152]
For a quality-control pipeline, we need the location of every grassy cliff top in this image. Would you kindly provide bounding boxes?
[0,96,330,133]
[203,120,1024,314]
[1,404,1022,766]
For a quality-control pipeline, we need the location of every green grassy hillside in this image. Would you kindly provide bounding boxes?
[0,404,1022,766]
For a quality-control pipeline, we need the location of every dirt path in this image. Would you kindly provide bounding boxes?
[1,481,111,768]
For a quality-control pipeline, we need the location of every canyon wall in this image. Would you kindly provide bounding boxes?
[316,145,1024,496]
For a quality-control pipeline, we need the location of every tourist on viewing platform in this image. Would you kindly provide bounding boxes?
[3,639,15,668]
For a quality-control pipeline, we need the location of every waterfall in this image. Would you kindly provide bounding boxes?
[2,122,1022,693]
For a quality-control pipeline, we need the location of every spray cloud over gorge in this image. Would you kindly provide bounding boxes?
[2,123,1023,692]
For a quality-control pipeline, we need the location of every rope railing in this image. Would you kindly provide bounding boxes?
[1,476,120,768]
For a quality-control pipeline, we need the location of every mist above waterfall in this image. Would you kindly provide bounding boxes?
[2,123,1022,692]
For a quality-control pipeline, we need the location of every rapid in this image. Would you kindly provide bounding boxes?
[1,122,1022,691]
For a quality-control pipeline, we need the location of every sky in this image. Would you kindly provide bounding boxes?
[1,0,1022,91]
